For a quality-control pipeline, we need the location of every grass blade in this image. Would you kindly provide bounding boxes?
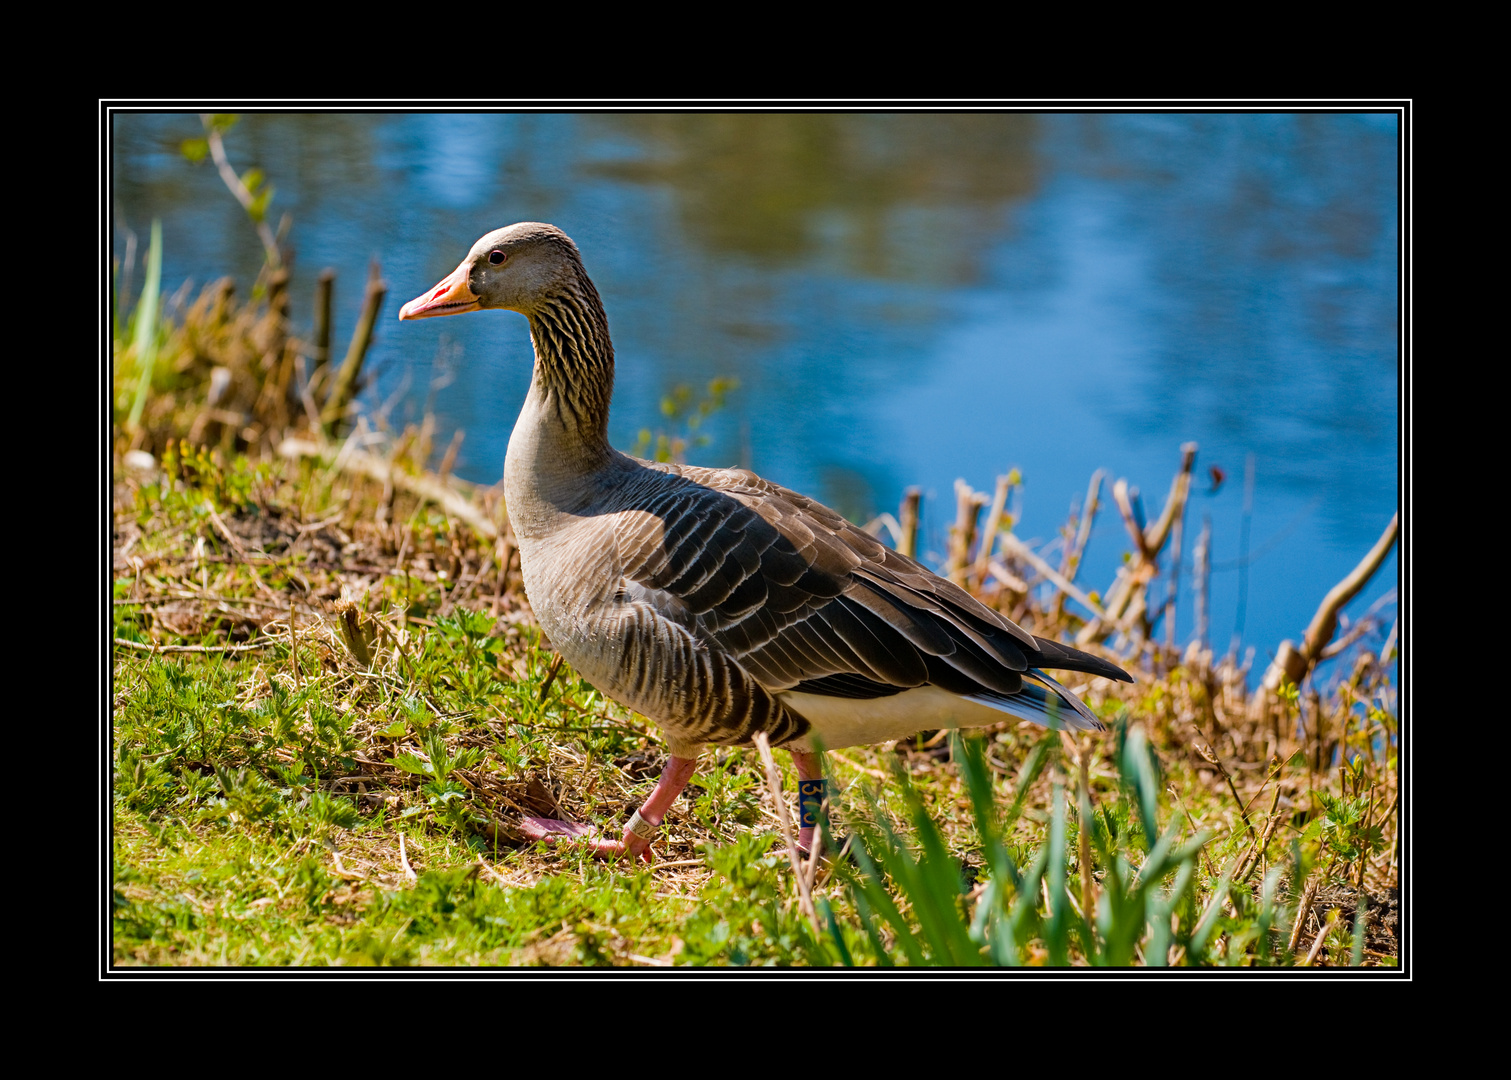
[127,219,163,433]
[1351,891,1368,966]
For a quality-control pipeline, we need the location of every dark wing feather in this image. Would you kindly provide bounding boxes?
[615,462,1131,707]
[1027,633,1134,683]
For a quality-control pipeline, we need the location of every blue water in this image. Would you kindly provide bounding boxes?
[111,112,1401,686]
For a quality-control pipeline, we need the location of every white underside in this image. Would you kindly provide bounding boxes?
[778,680,1084,751]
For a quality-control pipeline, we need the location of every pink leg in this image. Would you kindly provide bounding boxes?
[790,748,825,854]
[520,754,700,863]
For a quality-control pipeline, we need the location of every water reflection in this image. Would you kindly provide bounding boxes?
[586,114,1039,270]
[111,111,1400,675]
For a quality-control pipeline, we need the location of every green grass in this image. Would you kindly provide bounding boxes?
[111,420,1399,968]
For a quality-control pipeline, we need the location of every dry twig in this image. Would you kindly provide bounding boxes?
[1251,513,1398,721]
[114,637,270,654]
[753,733,821,938]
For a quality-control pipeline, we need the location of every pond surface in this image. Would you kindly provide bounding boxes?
[112,111,1402,685]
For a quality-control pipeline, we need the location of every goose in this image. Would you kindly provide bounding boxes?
[399,223,1131,861]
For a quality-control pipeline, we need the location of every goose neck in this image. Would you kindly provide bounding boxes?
[505,285,618,516]
[525,280,614,448]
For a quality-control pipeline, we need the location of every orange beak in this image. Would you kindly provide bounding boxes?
[398,262,481,320]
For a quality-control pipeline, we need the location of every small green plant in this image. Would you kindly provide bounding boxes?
[687,752,761,830]
[1316,787,1385,866]
[633,377,738,463]
[679,831,833,965]
[391,730,484,829]
[181,114,282,271]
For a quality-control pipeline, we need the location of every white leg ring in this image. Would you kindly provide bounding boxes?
[626,809,658,842]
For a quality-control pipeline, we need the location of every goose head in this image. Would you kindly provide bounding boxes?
[398,222,585,321]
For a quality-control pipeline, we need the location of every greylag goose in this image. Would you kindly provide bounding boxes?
[399,223,1131,860]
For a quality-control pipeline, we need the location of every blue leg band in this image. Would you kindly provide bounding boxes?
[798,779,828,828]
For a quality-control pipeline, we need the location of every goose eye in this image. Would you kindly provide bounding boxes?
[488,250,507,265]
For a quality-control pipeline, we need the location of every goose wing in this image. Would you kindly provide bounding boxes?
[612,461,1129,734]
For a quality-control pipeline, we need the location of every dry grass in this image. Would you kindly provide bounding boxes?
[109,264,1400,968]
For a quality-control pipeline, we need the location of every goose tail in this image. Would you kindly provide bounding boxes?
[967,668,1108,733]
